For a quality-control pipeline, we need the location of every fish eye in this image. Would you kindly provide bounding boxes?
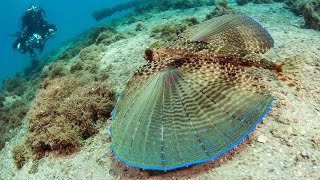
[144,49,153,61]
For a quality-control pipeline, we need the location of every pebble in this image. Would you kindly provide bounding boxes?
[300,149,310,158]
[257,135,268,143]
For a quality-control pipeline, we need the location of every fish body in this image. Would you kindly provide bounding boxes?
[145,15,279,72]
[146,41,280,71]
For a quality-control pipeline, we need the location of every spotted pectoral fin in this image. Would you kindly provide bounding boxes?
[113,59,171,115]
[179,14,274,54]
[111,56,273,170]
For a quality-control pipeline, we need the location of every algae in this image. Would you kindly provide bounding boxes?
[206,0,236,19]
[151,22,188,40]
[285,0,320,30]
[299,0,320,30]
[12,144,29,169]
[25,75,115,159]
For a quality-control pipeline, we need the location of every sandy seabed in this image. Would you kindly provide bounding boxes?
[0,2,320,180]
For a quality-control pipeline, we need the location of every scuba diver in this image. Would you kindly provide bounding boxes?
[10,4,57,57]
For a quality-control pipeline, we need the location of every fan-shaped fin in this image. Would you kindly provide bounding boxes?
[179,14,274,53]
[111,58,273,170]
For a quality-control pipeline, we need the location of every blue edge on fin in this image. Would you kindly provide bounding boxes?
[109,98,274,171]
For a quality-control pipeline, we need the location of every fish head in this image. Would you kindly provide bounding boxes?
[145,40,191,63]
[144,40,169,62]
[144,48,157,62]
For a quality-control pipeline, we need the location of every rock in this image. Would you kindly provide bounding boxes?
[300,149,310,159]
[285,0,320,31]
[299,0,320,30]
[257,135,268,143]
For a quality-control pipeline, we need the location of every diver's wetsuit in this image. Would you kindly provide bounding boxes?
[20,6,46,35]
[12,5,57,57]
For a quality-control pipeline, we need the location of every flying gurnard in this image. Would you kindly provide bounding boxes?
[110,14,300,171]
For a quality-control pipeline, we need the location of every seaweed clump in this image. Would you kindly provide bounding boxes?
[0,99,29,149]
[69,45,103,74]
[151,22,188,40]
[12,144,30,169]
[25,75,115,159]
[0,77,30,151]
[206,0,236,19]
[2,77,27,96]
[41,60,69,79]
[56,26,122,61]
[0,100,29,129]
[150,17,199,40]
[95,31,126,46]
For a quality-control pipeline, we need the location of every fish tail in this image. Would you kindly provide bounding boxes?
[274,54,304,92]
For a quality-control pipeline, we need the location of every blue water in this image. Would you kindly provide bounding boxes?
[0,0,130,86]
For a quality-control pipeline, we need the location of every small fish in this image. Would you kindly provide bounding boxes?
[110,14,301,171]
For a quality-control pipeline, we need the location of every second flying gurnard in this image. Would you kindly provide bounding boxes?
[110,14,300,171]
